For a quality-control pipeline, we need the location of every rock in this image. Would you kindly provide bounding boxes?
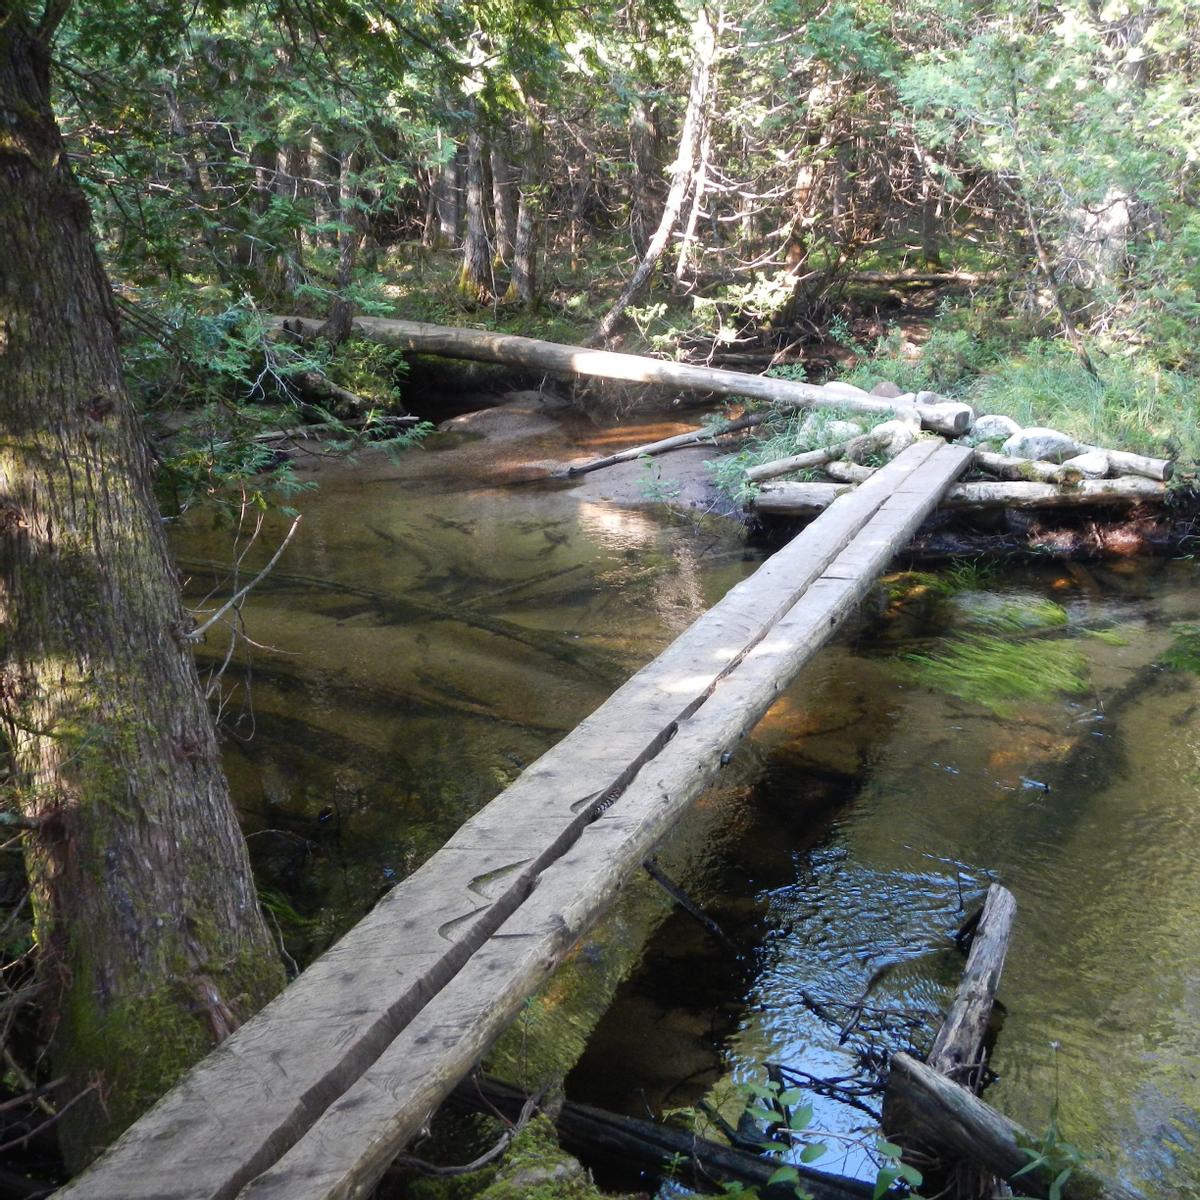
[1062,450,1110,478]
[914,389,949,406]
[1002,427,1081,463]
[821,380,871,398]
[869,418,917,458]
[501,388,570,411]
[870,380,904,397]
[969,413,1022,443]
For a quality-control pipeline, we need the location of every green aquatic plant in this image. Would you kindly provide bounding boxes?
[907,634,1088,716]
[1162,624,1200,674]
[968,599,1069,634]
[1085,626,1132,647]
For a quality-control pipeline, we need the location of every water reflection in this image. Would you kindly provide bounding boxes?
[572,559,1200,1197]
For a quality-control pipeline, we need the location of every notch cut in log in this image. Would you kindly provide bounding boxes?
[888,1055,1144,1200]
[752,476,1166,515]
[449,1075,874,1200]
[268,315,975,436]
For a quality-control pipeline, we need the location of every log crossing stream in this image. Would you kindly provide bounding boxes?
[57,440,974,1200]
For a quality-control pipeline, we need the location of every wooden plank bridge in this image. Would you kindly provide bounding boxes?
[58,439,974,1200]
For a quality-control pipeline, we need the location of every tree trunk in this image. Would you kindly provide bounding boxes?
[434,137,461,246]
[316,144,360,347]
[458,115,492,302]
[590,3,717,345]
[0,13,283,1169]
[505,109,542,305]
[489,142,516,265]
[628,96,662,256]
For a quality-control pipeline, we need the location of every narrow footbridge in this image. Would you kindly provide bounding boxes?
[58,439,973,1200]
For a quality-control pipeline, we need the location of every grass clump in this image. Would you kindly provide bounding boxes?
[907,634,1089,717]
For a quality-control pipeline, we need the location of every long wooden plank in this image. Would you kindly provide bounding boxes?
[238,443,974,1200]
[57,443,946,1200]
[269,315,974,435]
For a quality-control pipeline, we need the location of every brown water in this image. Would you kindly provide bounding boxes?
[176,414,1200,1198]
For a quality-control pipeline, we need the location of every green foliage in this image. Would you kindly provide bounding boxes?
[729,1074,921,1200]
[1162,624,1200,674]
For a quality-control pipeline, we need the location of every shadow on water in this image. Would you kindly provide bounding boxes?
[175,408,1200,1197]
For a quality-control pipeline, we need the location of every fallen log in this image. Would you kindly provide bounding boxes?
[565,411,764,476]
[449,1075,874,1200]
[895,884,1016,1199]
[1079,446,1172,483]
[928,884,1017,1089]
[824,461,875,484]
[973,451,1084,486]
[267,315,975,436]
[752,476,1166,516]
[887,1055,1144,1200]
[743,432,886,484]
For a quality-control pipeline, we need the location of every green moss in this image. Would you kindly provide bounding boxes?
[476,1116,636,1200]
[906,634,1089,717]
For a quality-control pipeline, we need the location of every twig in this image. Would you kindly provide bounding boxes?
[186,516,302,642]
[388,1087,544,1177]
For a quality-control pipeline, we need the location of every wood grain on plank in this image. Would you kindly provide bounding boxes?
[237,442,974,1200]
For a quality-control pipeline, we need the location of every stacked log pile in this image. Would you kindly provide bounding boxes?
[743,381,1172,519]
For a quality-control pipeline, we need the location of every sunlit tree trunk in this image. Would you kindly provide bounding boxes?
[490,142,516,265]
[590,3,716,344]
[0,10,283,1168]
[506,109,542,305]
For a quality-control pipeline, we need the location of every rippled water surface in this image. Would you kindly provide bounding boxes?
[175,412,1200,1197]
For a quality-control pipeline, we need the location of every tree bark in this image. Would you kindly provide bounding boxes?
[590,3,716,344]
[505,109,542,305]
[0,13,283,1168]
[316,144,360,347]
[458,113,492,302]
[489,142,516,265]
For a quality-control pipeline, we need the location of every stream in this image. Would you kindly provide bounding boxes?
[174,399,1200,1199]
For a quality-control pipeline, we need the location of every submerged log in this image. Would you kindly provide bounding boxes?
[566,411,764,475]
[753,476,1166,516]
[888,1055,1144,1200]
[268,315,975,436]
[450,1075,874,1200]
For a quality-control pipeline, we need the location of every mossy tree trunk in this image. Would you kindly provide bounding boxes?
[0,9,283,1170]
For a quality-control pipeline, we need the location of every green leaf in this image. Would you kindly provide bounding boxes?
[875,1139,903,1159]
[788,1102,814,1131]
[1050,1166,1074,1200]
[776,1087,805,1106]
[767,1165,801,1186]
[800,1141,827,1163]
[872,1166,900,1199]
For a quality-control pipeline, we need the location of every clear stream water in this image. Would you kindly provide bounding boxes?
[175,409,1200,1198]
